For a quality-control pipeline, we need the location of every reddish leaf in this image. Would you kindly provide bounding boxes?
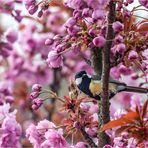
[124,16,136,32]
[141,99,148,118]
[100,111,139,131]
[136,22,148,32]
[115,125,132,136]
[135,105,140,114]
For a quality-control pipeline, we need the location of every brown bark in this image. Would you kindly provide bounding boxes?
[99,1,116,147]
[91,0,116,147]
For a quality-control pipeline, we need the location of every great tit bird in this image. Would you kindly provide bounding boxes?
[75,71,148,100]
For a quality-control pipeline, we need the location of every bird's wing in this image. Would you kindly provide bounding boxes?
[109,78,126,86]
[91,75,101,80]
[92,75,126,86]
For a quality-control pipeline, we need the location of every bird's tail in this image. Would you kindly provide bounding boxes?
[117,85,148,94]
[110,79,148,94]
[124,86,148,94]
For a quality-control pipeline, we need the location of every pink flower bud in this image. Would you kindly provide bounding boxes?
[138,0,148,8]
[46,51,63,68]
[32,84,42,92]
[45,38,54,45]
[92,10,105,21]
[67,25,80,35]
[131,73,139,80]
[64,17,76,28]
[119,65,131,75]
[128,50,138,60]
[24,0,36,9]
[28,5,38,15]
[123,10,131,17]
[82,8,92,17]
[114,35,123,44]
[112,21,124,32]
[89,28,97,36]
[93,36,106,48]
[32,98,43,110]
[5,29,18,43]
[29,91,39,100]
[5,96,14,104]
[116,43,126,54]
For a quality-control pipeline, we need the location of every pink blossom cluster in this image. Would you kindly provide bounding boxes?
[0,104,22,148]
[26,119,88,148]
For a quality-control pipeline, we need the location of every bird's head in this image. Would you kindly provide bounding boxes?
[75,71,91,86]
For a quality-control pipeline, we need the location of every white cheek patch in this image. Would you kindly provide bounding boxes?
[87,74,91,78]
[75,78,82,85]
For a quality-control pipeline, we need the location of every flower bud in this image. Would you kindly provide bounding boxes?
[131,73,139,80]
[114,35,123,44]
[29,91,39,100]
[64,17,76,28]
[138,0,148,8]
[128,51,138,60]
[112,21,124,33]
[24,0,36,9]
[93,36,106,48]
[5,29,18,43]
[32,84,42,92]
[45,38,54,46]
[32,98,43,110]
[46,51,63,68]
[28,5,38,15]
[116,43,126,54]
[5,96,14,104]
[92,10,105,21]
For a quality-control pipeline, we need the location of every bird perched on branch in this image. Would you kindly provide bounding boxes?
[75,71,148,100]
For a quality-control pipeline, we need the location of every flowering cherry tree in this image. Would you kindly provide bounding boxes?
[0,0,148,147]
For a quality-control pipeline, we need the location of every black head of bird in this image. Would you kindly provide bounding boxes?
[75,70,101,99]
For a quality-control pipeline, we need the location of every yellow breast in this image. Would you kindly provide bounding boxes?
[89,80,102,96]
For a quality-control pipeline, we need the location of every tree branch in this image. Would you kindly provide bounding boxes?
[98,0,116,147]
[47,68,61,120]
[91,47,102,77]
